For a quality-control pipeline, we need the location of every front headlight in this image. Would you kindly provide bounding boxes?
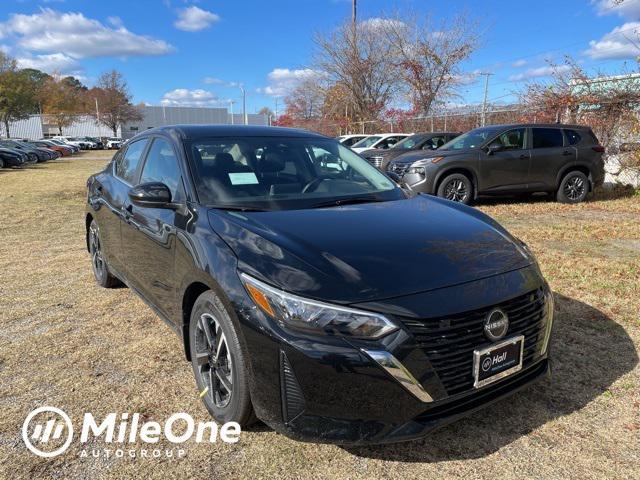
[406,165,426,175]
[240,273,398,339]
[541,289,555,355]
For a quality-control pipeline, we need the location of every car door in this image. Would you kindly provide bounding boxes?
[528,127,572,190]
[98,139,149,274]
[478,127,530,193]
[120,136,187,319]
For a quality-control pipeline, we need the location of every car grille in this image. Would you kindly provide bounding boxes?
[401,288,547,397]
[368,156,384,168]
[389,163,409,175]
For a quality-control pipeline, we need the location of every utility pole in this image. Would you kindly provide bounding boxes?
[275,97,279,121]
[94,98,100,123]
[238,85,247,125]
[229,100,235,125]
[352,0,357,25]
[480,73,493,127]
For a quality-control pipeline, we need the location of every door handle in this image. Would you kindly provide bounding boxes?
[562,150,572,156]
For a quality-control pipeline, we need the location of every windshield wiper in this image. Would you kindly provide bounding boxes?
[210,204,269,212]
[309,196,387,209]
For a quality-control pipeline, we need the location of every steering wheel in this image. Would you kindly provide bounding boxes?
[302,177,328,194]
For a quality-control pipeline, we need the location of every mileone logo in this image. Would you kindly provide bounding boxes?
[22,406,241,459]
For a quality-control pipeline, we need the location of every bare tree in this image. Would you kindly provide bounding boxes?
[314,19,400,122]
[384,12,480,116]
[93,70,143,137]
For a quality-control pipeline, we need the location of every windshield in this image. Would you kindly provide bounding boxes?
[351,136,381,149]
[187,136,403,211]
[440,126,503,150]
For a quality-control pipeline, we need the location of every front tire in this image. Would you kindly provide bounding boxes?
[189,290,256,426]
[88,220,121,288]
[557,171,589,203]
[437,173,474,205]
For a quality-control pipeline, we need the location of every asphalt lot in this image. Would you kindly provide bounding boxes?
[0,151,638,479]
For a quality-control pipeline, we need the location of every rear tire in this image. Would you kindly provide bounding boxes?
[88,220,122,288]
[556,171,589,203]
[189,290,256,426]
[437,173,474,205]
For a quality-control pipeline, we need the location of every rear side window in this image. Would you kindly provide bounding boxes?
[532,128,564,149]
[115,139,148,184]
[564,129,582,145]
[140,138,184,201]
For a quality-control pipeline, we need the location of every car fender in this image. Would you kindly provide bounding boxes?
[555,160,593,190]
[432,154,481,196]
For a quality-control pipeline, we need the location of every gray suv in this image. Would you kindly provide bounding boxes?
[387,124,605,204]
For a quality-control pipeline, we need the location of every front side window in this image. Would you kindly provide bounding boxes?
[115,138,148,184]
[440,126,503,150]
[187,136,401,210]
[140,138,184,201]
[494,128,526,150]
[532,128,564,149]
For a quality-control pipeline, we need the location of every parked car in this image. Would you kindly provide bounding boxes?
[106,137,123,149]
[350,133,412,154]
[85,124,554,445]
[387,123,605,204]
[79,136,104,149]
[0,147,28,168]
[47,138,79,153]
[25,141,61,159]
[360,132,461,170]
[52,136,92,150]
[336,134,369,147]
[30,140,73,156]
[0,139,49,162]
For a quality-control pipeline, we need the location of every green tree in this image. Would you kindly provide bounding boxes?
[0,52,38,137]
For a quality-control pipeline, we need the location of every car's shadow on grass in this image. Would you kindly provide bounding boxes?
[342,294,638,462]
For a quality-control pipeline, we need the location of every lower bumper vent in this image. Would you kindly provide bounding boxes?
[280,351,305,423]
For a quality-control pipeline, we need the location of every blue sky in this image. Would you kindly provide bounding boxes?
[1,0,639,113]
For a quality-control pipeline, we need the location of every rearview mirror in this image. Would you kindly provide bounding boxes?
[487,142,503,154]
[128,182,174,209]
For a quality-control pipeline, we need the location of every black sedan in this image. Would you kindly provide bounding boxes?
[85,125,553,444]
[359,132,460,170]
[0,147,29,167]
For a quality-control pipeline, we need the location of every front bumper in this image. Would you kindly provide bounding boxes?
[234,266,553,444]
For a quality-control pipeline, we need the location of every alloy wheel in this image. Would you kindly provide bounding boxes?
[563,175,586,201]
[194,313,233,408]
[89,224,105,281]
[444,179,468,202]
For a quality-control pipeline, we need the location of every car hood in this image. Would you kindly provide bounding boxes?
[208,195,532,304]
[391,148,478,165]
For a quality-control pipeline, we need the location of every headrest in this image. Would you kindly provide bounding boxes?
[214,152,235,170]
[260,151,286,173]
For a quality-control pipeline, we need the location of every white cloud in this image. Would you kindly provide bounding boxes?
[174,6,220,32]
[259,68,322,96]
[508,64,571,81]
[359,17,406,32]
[594,0,640,18]
[203,76,224,85]
[585,21,640,59]
[15,52,81,74]
[512,59,527,67]
[0,8,173,58]
[160,88,221,107]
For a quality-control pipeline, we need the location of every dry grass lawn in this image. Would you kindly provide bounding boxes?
[0,152,638,479]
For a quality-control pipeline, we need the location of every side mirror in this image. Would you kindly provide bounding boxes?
[487,142,503,155]
[128,182,174,209]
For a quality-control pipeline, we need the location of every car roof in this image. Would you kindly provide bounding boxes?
[479,123,591,130]
[141,124,328,140]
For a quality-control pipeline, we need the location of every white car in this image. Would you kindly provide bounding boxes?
[106,138,123,149]
[350,133,412,154]
[336,134,369,148]
[52,136,93,150]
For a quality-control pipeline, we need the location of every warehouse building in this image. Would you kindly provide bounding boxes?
[0,105,269,140]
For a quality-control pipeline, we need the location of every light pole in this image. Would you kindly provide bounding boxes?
[480,73,493,127]
[238,85,248,125]
[229,100,236,125]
